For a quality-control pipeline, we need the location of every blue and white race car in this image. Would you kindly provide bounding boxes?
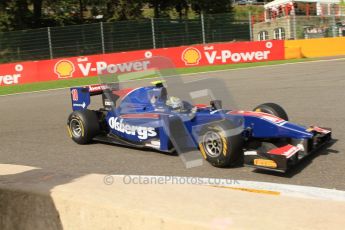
[67,82,332,172]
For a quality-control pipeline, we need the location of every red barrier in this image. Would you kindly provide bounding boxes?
[0,40,285,86]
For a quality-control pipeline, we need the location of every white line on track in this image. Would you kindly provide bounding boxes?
[1,56,345,97]
[117,175,345,202]
[2,164,344,202]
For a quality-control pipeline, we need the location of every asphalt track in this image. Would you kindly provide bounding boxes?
[1,59,345,190]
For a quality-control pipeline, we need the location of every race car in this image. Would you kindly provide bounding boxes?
[67,82,332,172]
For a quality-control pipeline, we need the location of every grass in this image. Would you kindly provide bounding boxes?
[175,58,314,74]
[0,58,316,96]
[0,77,100,96]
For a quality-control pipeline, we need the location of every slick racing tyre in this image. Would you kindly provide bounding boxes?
[67,110,100,144]
[199,121,243,167]
[253,103,289,121]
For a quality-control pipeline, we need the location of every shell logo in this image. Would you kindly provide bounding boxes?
[54,60,75,78]
[181,47,201,65]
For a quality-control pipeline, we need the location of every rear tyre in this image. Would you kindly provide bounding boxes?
[67,110,100,144]
[198,121,243,167]
[253,103,289,121]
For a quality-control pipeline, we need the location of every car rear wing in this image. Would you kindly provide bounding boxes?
[70,87,91,111]
[70,84,131,111]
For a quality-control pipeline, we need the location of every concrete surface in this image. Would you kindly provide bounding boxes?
[1,164,345,230]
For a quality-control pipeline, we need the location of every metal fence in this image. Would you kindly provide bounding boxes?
[0,13,250,64]
[2,11,344,64]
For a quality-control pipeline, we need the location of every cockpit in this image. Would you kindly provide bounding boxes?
[118,82,195,114]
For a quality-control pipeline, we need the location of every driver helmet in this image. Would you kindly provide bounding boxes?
[166,96,183,111]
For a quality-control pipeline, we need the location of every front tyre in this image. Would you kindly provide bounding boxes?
[253,103,289,121]
[67,110,100,144]
[199,122,243,167]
